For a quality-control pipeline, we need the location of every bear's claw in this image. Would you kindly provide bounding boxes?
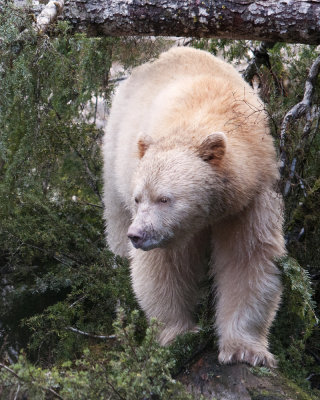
[218,346,277,368]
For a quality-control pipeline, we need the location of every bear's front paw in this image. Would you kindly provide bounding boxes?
[218,345,277,368]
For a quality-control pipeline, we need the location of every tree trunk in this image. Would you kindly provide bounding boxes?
[26,0,320,44]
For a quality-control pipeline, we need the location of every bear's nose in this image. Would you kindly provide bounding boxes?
[127,226,145,248]
[128,233,142,244]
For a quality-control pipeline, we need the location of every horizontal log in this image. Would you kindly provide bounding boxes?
[58,0,320,44]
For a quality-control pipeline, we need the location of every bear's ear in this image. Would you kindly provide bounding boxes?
[198,132,227,164]
[137,134,154,159]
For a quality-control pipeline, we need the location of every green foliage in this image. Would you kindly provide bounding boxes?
[0,3,116,350]
[21,257,136,363]
[0,2,167,362]
[271,257,320,387]
[191,38,253,63]
[279,256,317,330]
[249,367,275,378]
[0,310,196,399]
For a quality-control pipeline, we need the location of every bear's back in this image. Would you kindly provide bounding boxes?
[104,47,277,207]
[130,47,245,90]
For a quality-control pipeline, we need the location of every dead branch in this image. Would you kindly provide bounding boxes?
[279,54,320,195]
[65,326,116,340]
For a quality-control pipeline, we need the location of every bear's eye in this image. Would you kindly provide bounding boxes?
[134,197,139,204]
[159,196,169,204]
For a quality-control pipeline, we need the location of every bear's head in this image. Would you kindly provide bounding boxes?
[127,132,227,251]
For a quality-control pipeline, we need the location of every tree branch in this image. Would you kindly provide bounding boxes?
[20,0,320,44]
[279,54,320,193]
[65,326,116,340]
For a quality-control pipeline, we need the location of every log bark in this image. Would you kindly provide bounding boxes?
[24,0,320,44]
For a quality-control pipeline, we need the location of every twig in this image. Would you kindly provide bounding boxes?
[68,295,87,308]
[36,0,65,34]
[65,326,116,340]
[13,384,20,400]
[297,177,307,198]
[280,54,320,179]
[84,202,103,209]
[0,363,64,400]
[105,380,126,400]
[283,157,297,196]
[108,76,128,84]
[73,198,103,209]
[0,363,20,380]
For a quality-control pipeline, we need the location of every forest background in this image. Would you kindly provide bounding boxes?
[0,1,320,399]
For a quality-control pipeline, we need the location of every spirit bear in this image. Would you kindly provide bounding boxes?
[102,47,285,367]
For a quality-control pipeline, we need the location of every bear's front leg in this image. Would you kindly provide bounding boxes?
[212,190,285,367]
[130,245,206,345]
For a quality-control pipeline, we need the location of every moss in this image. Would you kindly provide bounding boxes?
[250,367,275,377]
[249,391,284,400]
[277,375,319,400]
[248,376,318,400]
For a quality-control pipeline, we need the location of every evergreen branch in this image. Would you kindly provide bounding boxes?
[0,363,64,400]
[73,147,102,201]
[64,129,102,201]
[3,232,82,267]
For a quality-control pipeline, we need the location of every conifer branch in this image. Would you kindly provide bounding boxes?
[0,363,64,400]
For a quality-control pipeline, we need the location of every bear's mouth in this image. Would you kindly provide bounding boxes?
[129,235,171,251]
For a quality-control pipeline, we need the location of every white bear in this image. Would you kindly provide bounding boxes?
[102,47,285,367]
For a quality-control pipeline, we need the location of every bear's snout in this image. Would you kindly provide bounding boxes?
[128,231,143,246]
[127,226,147,249]
[127,224,165,251]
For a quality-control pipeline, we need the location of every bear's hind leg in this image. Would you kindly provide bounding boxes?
[212,190,285,367]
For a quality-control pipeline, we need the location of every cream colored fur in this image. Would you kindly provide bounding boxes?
[102,47,285,367]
